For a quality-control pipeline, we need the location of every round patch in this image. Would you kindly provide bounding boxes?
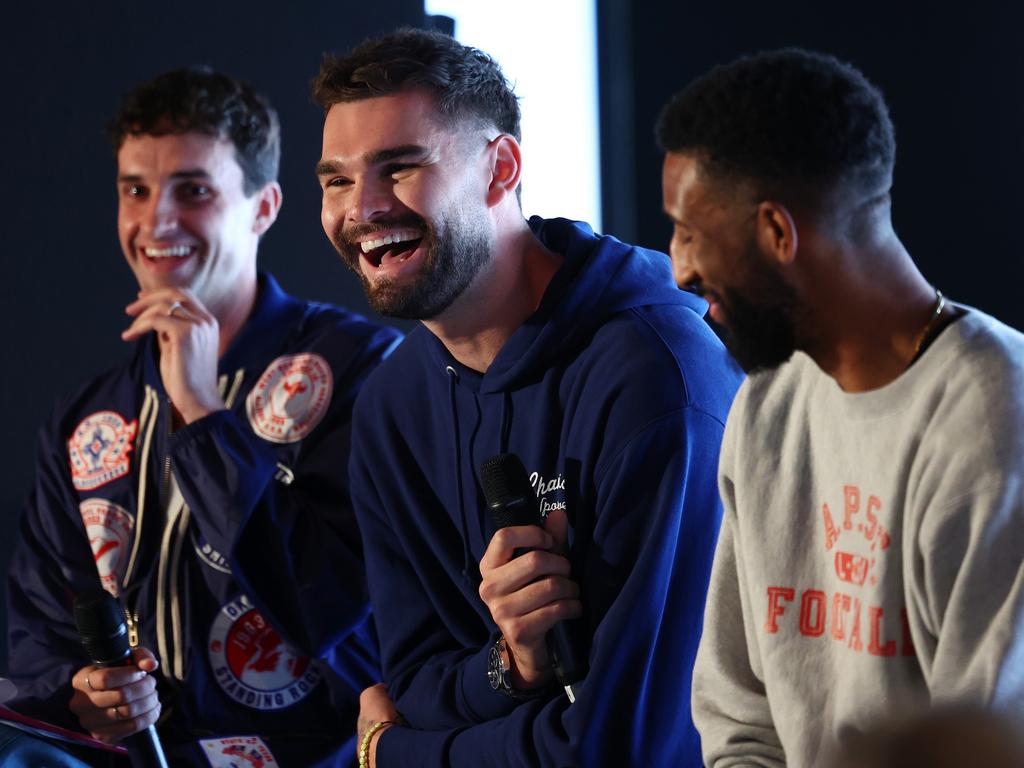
[79,498,134,597]
[199,735,279,768]
[246,354,332,444]
[68,411,138,491]
[208,596,321,711]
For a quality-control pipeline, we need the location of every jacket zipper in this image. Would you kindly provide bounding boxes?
[125,608,140,649]
[121,388,159,657]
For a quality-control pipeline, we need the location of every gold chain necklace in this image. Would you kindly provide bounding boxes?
[911,288,945,360]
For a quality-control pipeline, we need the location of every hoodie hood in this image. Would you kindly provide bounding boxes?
[425,217,707,393]
[365,216,721,584]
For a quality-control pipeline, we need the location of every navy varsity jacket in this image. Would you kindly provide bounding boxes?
[7,272,401,766]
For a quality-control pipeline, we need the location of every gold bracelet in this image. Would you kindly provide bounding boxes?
[359,720,395,768]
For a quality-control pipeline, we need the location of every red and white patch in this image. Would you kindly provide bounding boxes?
[199,735,279,768]
[208,596,321,711]
[79,499,134,597]
[68,411,138,491]
[246,354,332,444]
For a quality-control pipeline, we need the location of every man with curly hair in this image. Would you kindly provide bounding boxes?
[657,49,1024,767]
[5,67,400,766]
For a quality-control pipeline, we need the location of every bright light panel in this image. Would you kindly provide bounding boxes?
[424,0,602,230]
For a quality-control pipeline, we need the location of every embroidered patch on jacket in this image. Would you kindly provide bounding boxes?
[246,354,333,444]
[79,498,134,597]
[199,735,279,767]
[191,528,232,574]
[208,595,321,711]
[68,411,138,491]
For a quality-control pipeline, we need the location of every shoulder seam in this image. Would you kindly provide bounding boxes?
[594,404,726,480]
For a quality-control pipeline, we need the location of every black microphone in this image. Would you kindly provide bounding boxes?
[480,453,587,701]
[73,590,169,768]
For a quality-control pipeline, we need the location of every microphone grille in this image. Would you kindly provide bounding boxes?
[480,453,531,507]
[73,590,130,665]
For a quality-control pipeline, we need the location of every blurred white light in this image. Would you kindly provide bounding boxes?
[424,0,602,230]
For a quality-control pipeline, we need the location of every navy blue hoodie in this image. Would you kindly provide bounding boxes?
[350,218,743,767]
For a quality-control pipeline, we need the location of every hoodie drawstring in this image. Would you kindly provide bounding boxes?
[446,365,474,583]
[500,390,512,456]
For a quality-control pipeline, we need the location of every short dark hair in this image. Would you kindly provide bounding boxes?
[108,67,280,195]
[657,49,895,205]
[312,27,521,141]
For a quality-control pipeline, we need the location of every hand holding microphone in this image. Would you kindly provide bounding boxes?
[478,454,587,701]
[72,591,168,767]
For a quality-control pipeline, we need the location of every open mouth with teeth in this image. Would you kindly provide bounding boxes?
[142,245,197,261]
[358,229,424,270]
[138,244,198,274]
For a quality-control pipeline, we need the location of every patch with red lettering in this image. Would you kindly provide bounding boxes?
[199,735,279,767]
[79,499,134,597]
[68,411,138,491]
[208,596,321,711]
[821,484,891,588]
[246,354,332,444]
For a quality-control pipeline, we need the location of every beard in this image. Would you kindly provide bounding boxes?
[334,210,491,321]
[710,248,799,374]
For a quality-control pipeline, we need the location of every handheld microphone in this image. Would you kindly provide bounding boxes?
[73,591,169,768]
[480,453,587,702]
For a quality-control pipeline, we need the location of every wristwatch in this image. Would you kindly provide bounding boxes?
[487,635,515,695]
[487,636,547,699]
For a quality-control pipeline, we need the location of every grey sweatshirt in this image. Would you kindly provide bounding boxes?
[693,309,1024,767]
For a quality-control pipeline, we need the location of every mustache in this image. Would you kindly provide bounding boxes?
[683,280,722,304]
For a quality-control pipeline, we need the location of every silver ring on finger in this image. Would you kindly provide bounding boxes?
[167,300,184,318]
[110,705,121,721]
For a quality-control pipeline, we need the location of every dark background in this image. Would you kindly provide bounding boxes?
[600,0,1024,319]
[1,1,1021,673]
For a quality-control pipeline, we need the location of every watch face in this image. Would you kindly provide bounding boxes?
[487,644,502,690]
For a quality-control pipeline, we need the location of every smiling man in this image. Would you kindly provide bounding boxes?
[657,49,1024,767]
[312,29,742,768]
[6,68,400,766]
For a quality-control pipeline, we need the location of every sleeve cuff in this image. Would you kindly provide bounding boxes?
[376,724,456,768]
[456,640,523,723]
[170,408,237,446]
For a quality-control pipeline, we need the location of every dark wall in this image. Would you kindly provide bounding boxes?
[599,1,1024,332]
[0,1,426,672]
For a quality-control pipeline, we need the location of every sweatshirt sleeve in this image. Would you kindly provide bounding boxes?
[910,471,1024,713]
[690,405,786,768]
[691,516,786,767]
[6,415,99,730]
[169,325,399,657]
[371,407,727,767]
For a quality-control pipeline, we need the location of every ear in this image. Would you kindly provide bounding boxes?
[484,134,522,208]
[755,200,798,265]
[252,182,283,236]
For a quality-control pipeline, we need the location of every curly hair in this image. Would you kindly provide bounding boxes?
[312,27,521,141]
[108,67,280,196]
[657,49,895,204]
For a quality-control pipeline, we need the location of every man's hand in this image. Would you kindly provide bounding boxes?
[122,288,225,424]
[69,647,161,744]
[357,683,401,768]
[478,514,582,690]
